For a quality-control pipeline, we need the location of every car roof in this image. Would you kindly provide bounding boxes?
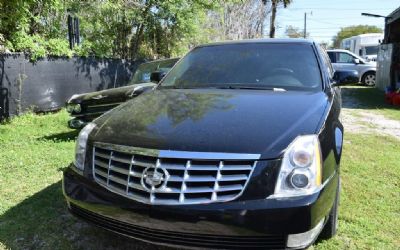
[141,57,180,65]
[196,38,316,48]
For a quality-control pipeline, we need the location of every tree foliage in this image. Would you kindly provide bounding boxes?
[332,25,383,48]
[0,0,223,60]
[204,0,271,41]
[0,0,283,60]
[285,25,308,38]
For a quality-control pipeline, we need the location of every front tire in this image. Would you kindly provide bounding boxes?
[362,72,376,86]
[320,178,340,239]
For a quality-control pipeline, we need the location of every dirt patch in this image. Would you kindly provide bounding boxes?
[341,89,400,140]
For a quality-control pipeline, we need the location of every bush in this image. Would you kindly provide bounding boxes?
[46,39,72,57]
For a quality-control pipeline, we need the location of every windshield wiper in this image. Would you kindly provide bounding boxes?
[214,85,286,91]
[161,86,204,89]
[159,85,287,91]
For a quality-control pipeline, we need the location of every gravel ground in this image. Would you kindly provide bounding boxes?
[341,88,400,140]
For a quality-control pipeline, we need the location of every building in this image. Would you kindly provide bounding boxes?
[376,7,400,90]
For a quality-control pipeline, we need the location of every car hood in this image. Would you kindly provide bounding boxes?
[67,82,156,103]
[92,89,329,159]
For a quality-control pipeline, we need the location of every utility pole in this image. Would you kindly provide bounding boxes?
[304,12,307,38]
[303,11,312,39]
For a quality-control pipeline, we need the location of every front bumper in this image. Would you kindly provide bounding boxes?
[63,167,338,249]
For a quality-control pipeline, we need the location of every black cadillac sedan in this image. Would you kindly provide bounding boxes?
[63,39,358,249]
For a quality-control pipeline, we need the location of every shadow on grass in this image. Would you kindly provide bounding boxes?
[341,86,399,110]
[40,130,80,142]
[0,181,163,250]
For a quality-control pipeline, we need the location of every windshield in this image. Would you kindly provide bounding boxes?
[130,59,178,85]
[365,46,379,55]
[160,43,322,91]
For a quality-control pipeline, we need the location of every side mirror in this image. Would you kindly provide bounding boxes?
[353,58,360,64]
[150,71,166,83]
[332,70,359,87]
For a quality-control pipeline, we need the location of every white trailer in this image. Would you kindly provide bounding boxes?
[340,33,384,61]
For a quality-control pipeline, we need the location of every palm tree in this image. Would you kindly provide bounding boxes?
[268,0,292,38]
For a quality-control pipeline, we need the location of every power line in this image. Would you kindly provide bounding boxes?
[287,7,393,11]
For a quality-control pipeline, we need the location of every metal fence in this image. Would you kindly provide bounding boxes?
[0,54,143,121]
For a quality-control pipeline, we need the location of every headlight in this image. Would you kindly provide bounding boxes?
[272,135,322,198]
[74,123,96,171]
[66,104,81,113]
[66,104,75,113]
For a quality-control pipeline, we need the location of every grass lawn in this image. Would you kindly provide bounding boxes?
[0,107,399,249]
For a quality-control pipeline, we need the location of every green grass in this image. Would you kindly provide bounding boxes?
[0,110,399,249]
[0,111,154,250]
[342,86,400,121]
[312,133,400,250]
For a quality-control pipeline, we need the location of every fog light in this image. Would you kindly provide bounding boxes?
[66,104,75,113]
[287,219,324,248]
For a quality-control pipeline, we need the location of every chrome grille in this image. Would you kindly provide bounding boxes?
[73,102,123,118]
[92,142,258,205]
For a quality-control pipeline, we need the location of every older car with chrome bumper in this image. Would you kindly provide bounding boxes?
[66,58,179,129]
[63,39,355,249]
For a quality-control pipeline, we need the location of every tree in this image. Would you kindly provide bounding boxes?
[0,0,280,60]
[319,41,332,49]
[332,25,382,48]
[0,0,224,60]
[269,0,292,38]
[205,0,271,41]
[285,25,308,38]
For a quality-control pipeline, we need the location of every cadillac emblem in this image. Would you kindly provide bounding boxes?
[141,167,169,191]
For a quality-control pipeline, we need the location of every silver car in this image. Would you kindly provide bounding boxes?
[327,49,376,86]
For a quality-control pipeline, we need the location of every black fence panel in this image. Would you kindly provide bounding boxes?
[0,54,143,121]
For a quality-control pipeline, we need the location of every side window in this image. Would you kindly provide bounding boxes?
[319,47,334,78]
[337,52,354,63]
[327,52,335,63]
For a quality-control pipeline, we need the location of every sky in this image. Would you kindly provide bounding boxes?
[275,0,399,43]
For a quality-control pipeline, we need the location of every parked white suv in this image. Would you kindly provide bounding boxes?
[327,49,376,86]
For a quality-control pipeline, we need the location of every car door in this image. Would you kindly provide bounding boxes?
[331,51,359,72]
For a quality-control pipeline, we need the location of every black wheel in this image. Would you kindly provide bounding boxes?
[362,72,376,86]
[319,178,340,239]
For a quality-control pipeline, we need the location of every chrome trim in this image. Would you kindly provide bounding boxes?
[94,142,160,157]
[72,111,106,117]
[94,142,260,160]
[71,102,123,117]
[86,102,124,108]
[287,218,325,248]
[71,165,84,176]
[92,143,259,205]
[267,171,337,199]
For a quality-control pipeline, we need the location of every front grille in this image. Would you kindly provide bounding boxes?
[85,102,123,114]
[73,102,123,118]
[70,204,287,249]
[92,143,257,205]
